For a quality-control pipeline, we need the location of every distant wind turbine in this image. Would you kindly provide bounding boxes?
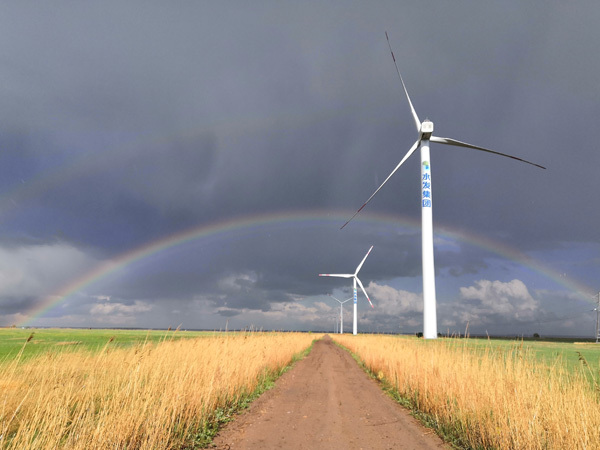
[319,246,374,336]
[328,294,352,334]
[341,32,546,340]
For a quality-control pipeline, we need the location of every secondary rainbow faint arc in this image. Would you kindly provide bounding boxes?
[0,106,348,224]
[19,210,596,326]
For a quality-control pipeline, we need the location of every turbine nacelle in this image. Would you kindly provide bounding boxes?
[420,119,434,140]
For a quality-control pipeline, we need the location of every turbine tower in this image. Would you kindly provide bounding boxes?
[328,294,352,334]
[319,246,374,335]
[342,33,545,339]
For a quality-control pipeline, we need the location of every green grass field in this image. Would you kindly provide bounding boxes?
[0,327,217,362]
[441,336,600,378]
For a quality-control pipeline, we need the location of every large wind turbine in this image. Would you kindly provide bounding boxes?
[341,33,546,340]
[319,246,374,335]
[328,294,352,334]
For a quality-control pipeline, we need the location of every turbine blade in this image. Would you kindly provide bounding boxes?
[341,139,420,229]
[319,273,353,278]
[329,295,352,305]
[355,245,374,275]
[386,31,421,132]
[430,136,546,169]
[356,277,374,308]
[328,294,341,303]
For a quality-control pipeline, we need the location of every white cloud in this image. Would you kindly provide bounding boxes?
[360,279,542,333]
[89,300,153,325]
[211,300,336,330]
[217,272,257,292]
[90,300,152,315]
[367,282,423,314]
[434,279,542,332]
[313,301,332,312]
[257,301,330,321]
[459,279,539,320]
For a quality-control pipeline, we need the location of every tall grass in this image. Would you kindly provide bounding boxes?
[333,334,600,449]
[0,331,317,449]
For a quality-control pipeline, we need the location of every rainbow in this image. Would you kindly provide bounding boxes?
[18,209,596,326]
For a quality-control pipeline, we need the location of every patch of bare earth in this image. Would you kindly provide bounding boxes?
[212,335,449,449]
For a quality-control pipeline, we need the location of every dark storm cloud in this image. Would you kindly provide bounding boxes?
[45,133,220,237]
[0,296,37,316]
[1,2,599,333]
[216,309,240,318]
[437,245,490,278]
[0,2,570,246]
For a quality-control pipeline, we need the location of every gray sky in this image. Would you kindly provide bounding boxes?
[1,1,599,336]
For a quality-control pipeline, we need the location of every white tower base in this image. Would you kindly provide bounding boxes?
[353,278,358,335]
[421,140,438,339]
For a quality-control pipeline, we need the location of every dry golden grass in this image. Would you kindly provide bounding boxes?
[0,331,317,449]
[333,334,600,449]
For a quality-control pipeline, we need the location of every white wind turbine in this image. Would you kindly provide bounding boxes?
[341,33,546,339]
[319,246,374,336]
[328,294,352,334]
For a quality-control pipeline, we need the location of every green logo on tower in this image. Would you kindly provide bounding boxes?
[422,161,430,170]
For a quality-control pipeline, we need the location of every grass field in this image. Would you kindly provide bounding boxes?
[442,336,600,377]
[0,330,318,449]
[0,327,218,362]
[334,334,600,449]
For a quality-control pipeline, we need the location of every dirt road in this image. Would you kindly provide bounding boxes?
[212,335,448,449]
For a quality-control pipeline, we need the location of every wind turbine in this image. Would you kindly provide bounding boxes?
[341,33,546,340]
[328,294,352,334]
[319,246,374,335]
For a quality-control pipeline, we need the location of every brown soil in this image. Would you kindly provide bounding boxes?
[212,335,449,449]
